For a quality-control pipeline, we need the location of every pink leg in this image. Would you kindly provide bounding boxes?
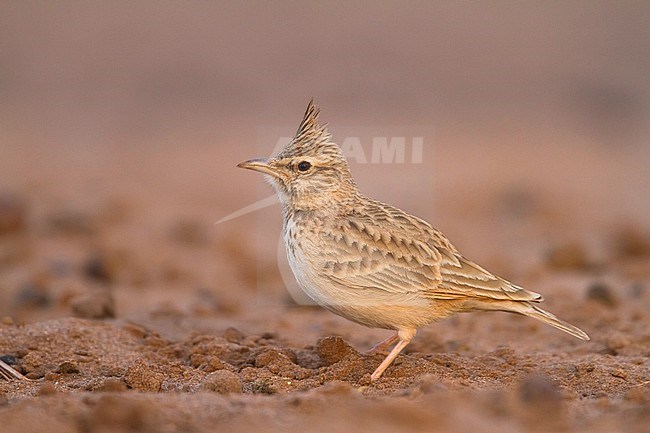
[366,333,399,355]
[370,329,416,381]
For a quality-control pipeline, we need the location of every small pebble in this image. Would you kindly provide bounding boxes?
[546,243,589,270]
[26,372,42,380]
[0,354,17,365]
[97,378,128,392]
[586,282,618,307]
[627,283,645,298]
[71,289,115,319]
[625,384,650,403]
[251,377,276,394]
[0,193,27,235]
[44,372,60,381]
[56,361,80,374]
[86,395,160,431]
[38,382,57,396]
[192,288,221,316]
[46,210,95,235]
[169,220,207,246]
[605,332,630,353]
[518,374,562,407]
[317,380,355,396]
[14,282,51,308]
[83,253,118,283]
[122,322,149,339]
[223,327,245,343]
[612,226,650,258]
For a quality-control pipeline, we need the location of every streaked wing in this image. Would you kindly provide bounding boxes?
[318,200,541,302]
[318,212,442,294]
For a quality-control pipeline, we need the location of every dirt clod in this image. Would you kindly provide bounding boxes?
[605,332,631,353]
[0,354,17,365]
[0,194,27,235]
[38,382,57,396]
[316,336,357,366]
[612,225,650,258]
[200,370,243,394]
[83,395,162,433]
[56,361,80,374]
[97,378,128,392]
[586,282,619,306]
[223,327,245,343]
[71,289,115,319]
[518,374,563,407]
[124,360,165,392]
[251,377,277,394]
[546,243,590,270]
[14,282,51,309]
[625,384,650,403]
[83,254,118,283]
[46,210,96,236]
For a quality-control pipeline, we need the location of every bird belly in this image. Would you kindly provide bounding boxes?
[285,238,443,330]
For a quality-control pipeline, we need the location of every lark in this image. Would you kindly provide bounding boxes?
[238,100,589,381]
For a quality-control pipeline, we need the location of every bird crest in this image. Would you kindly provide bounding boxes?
[276,100,343,162]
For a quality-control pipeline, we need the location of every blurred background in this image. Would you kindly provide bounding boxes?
[0,1,649,333]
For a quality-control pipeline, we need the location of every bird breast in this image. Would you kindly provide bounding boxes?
[283,216,333,306]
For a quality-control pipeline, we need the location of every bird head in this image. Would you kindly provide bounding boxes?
[238,100,358,211]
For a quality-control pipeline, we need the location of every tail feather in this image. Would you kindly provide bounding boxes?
[524,304,590,340]
[465,300,590,340]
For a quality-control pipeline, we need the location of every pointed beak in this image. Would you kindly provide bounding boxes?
[237,158,281,178]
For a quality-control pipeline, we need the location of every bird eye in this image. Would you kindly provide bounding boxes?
[297,161,311,172]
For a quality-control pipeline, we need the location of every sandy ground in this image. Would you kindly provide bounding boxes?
[1,128,649,433]
[1,2,650,433]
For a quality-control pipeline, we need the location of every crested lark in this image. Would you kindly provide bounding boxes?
[238,100,589,381]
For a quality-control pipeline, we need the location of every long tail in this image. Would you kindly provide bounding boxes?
[467,300,590,340]
[521,304,590,340]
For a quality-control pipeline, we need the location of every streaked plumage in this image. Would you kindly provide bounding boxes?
[238,100,589,381]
